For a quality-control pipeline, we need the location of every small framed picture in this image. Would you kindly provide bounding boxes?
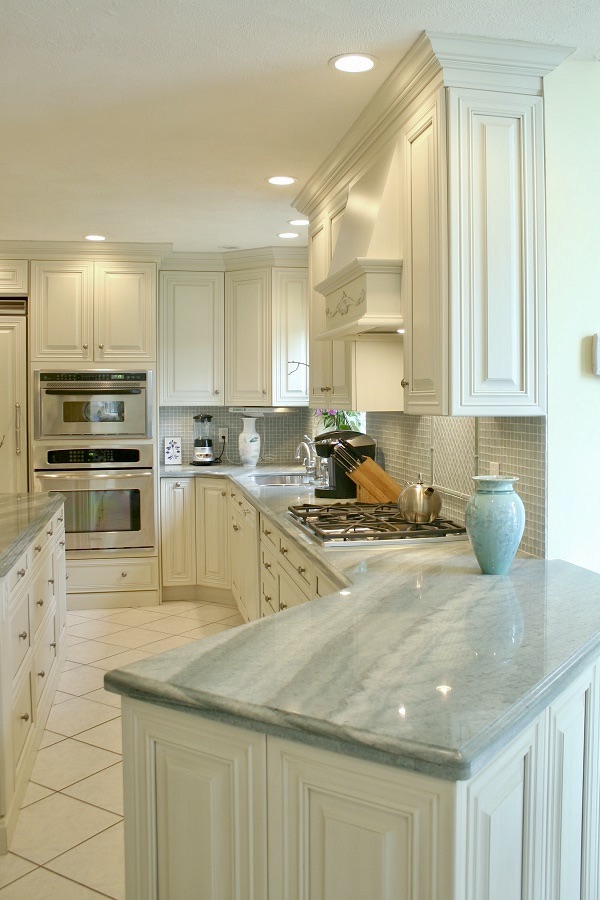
[164,437,182,465]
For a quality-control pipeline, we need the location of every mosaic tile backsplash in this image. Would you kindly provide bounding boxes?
[160,407,546,558]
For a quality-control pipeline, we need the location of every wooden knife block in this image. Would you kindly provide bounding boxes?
[347,457,403,504]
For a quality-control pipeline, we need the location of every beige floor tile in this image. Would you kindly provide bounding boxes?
[102,608,167,627]
[67,641,129,665]
[221,612,245,626]
[46,697,120,737]
[66,614,90,627]
[96,625,172,649]
[183,622,232,639]
[0,855,36,890]
[83,687,121,708]
[67,634,88,646]
[9,792,120,865]
[90,648,154,670]
[68,607,129,619]
[52,690,75,705]
[141,614,206,635]
[39,730,66,750]
[21,781,54,808]
[178,603,238,624]
[0,867,107,898]
[143,634,197,654]
[62,660,81,670]
[46,821,125,900]
[152,599,205,613]
[58,665,108,696]
[76,718,122,754]
[67,620,128,640]
[62,762,124,816]
[31,738,120,791]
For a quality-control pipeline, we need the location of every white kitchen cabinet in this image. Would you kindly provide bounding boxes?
[225,268,271,405]
[121,700,268,900]
[225,265,309,407]
[31,259,156,362]
[229,486,259,622]
[0,316,27,493]
[160,478,197,588]
[0,260,28,295]
[196,477,230,589]
[159,271,224,406]
[0,506,67,853]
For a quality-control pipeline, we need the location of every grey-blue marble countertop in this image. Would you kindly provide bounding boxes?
[0,492,64,578]
[106,466,600,780]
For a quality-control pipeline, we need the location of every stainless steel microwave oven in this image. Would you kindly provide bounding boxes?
[34,370,153,439]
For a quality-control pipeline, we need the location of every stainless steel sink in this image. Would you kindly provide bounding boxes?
[248,473,311,486]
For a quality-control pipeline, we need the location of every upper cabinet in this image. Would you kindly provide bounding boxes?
[159,271,224,406]
[31,260,156,362]
[0,260,28,295]
[225,264,308,407]
[296,32,572,416]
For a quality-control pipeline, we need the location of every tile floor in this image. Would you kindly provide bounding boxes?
[0,599,244,899]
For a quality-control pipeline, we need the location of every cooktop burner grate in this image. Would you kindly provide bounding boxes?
[288,502,467,544]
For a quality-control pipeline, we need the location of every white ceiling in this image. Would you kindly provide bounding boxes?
[2,0,598,253]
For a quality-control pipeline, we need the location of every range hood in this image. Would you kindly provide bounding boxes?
[315,142,403,339]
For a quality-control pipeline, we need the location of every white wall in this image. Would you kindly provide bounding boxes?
[545,61,600,572]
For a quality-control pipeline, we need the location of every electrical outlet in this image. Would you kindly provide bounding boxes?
[218,428,228,442]
[490,461,500,476]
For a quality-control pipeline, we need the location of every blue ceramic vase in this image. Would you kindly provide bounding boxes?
[465,476,525,575]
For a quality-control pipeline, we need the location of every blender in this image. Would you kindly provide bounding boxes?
[192,415,223,465]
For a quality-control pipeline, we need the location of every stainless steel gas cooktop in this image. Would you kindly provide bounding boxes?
[288,502,467,547]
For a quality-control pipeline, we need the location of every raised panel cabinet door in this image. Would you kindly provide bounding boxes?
[94,261,156,360]
[121,699,268,900]
[447,88,546,415]
[267,737,454,900]
[0,260,28,295]
[160,478,196,586]
[159,271,224,406]
[401,94,448,415]
[272,267,309,406]
[0,317,27,492]
[240,505,259,622]
[225,269,271,405]
[196,477,230,588]
[308,221,333,407]
[30,260,93,360]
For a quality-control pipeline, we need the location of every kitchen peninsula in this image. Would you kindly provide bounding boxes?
[106,470,600,900]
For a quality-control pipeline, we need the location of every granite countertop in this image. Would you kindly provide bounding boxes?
[0,492,65,578]
[106,465,600,781]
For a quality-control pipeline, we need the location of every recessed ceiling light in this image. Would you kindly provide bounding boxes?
[289,219,309,226]
[85,234,106,241]
[267,176,296,186]
[278,232,299,239]
[329,53,377,73]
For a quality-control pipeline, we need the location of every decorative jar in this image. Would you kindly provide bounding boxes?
[465,476,525,575]
[238,417,261,467]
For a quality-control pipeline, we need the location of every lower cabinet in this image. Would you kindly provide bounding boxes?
[121,654,600,900]
[229,487,259,622]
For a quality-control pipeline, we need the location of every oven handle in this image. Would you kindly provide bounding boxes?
[35,468,153,481]
[44,389,142,395]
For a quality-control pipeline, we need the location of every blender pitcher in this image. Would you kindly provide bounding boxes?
[193,414,216,464]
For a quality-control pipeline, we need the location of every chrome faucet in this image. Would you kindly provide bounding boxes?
[295,435,317,477]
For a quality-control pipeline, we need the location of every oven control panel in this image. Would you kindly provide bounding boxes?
[46,448,141,465]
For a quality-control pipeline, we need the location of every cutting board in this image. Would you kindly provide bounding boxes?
[347,457,404,504]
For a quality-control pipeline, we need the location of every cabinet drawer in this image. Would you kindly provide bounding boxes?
[260,515,280,555]
[315,567,343,598]
[9,589,31,680]
[277,537,314,597]
[260,546,279,615]
[12,671,34,770]
[31,516,55,560]
[34,614,58,708]
[31,553,54,634]
[8,551,29,592]
[279,569,310,611]
[67,557,159,592]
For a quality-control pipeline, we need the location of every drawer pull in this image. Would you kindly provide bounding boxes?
[47,527,53,536]
[48,578,55,585]
[65,574,69,580]
[35,545,42,552]
[58,515,64,523]
[232,523,239,532]
[50,642,57,649]
[263,561,271,570]
[279,601,288,610]
[38,670,46,678]
[36,599,44,607]
[17,568,26,578]
[19,631,28,640]
[263,528,271,536]
[60,540,65,547]
[297,565,306,575]
[264,595,272,603]
[20,713,30,722]
[121,571,127,577]
[280,546,288,555]
[238,500,243,506]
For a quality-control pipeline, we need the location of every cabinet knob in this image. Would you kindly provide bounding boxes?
[36,599,44,607]
[17,568,26,578]
[232,523,239,532]
[35,545,42,552]
[48,578,54,585]
[263,529,271,536]
[264,595,271,603]
[320,386,331,393]
[98,343,104,350]
[238,500,243,507]
[279,601,288,611]
[297,565,306,575]
[262,389,267,395]
[263,561,271,570]
[50,642,57,648]
[58,515,64,523]
[401,379,409,388]
[60,540,65,547]
[19,631,28,640]
[47,527,53,536]
[214,389,220,395]
[38,670,46,678]
[280,546,288,555]
[175,482,182,487]
[82,343,88,350]
[121,571,127,577]
[221,490,226,497]
[20,713,30,722]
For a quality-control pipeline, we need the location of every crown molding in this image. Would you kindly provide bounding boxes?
[222,246,307,271]
[0,240,171,263]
